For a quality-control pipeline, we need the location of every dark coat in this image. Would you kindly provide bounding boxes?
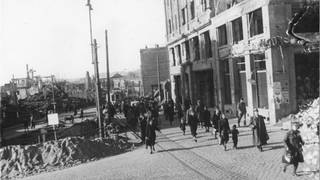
[187,109,198,137]
[168,101,175,122]
[195,104,204,122]
[249,115,269,146]
[219,118,230,144]
[211,111,221,129]
[145,119,160,146]
[203,110,211,127]
[283,130,305,164]
[139,115,147,142]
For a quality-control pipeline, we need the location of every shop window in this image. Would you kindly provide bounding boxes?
[232,17,243,43]
[170,48,176,66]
[236,57,247,105]
[218,24,228,46]
[181,7,186,25]
[190,1,195,19]
[249,8,263,37]
[176,45,182,64]
[192,36,200,61]
[202,31,212,58]
[252,54,266,71]
[251,53,268,108]
[184,40,190,61]
[223,60,232,104]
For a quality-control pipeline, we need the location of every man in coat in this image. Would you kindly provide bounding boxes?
[249,108,269,152]
[237,98,247,127]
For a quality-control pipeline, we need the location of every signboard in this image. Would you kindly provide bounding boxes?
[281,81,290,103]
[273,82,282,109]
[48,113,59,125]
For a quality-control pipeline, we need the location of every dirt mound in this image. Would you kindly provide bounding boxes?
[286,97,319,179]
[0,136,133,179]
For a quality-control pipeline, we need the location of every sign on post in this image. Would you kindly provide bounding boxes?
[47,113,59,141]
[48,113,59,125]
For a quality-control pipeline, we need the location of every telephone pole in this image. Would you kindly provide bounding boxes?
[86,0,104,138]
[105,30,111,104]
[157,55,161,101]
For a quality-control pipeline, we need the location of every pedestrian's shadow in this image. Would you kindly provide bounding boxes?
[296,170,319,177]
[262,145,284,151]
[157,143,217,153]
[237,145,255,150]
[236,142,283,151]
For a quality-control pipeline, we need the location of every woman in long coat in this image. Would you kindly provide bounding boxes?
[168,99,175,126]
[211,107,221,139]
[138,112,147,143]
[187,105,198,142]
[176,102,186,135]
[219,113,230,150]
[249,109,269,152]
[282,121,305,176]
[145,110,160,154]
[203,106,211,132]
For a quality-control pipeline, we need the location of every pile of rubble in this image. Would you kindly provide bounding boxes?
[289,98,319,179]
[0,136,133,179]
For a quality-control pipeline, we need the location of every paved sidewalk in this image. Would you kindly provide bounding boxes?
[23,117,315,180]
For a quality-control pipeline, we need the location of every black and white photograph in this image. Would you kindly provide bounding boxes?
[0,0,319,179]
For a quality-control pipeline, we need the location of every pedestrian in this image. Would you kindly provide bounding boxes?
[211,107,221,139]
[145,109,160,154]
[168,99,175,126]
[219,113,230,151]
[195,100,204,128]
[163,100,169,122]
[282,121,305,176]
[70,115,74,124]
[237,98,247,127]
[203,106,211,132]
[249,108,269,152]
[176,102,185,135]
[80,108,84,119]
[187,104,198,142]
[138,112,147,143]
[231,125,239,149]
[30,113,35,129]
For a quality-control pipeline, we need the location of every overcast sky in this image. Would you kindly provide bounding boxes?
[0,0,166,86]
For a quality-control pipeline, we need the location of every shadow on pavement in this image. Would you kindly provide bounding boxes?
[296,170,319,177]
[157,143,218,153]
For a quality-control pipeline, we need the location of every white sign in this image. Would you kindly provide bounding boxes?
[48,113,59,125]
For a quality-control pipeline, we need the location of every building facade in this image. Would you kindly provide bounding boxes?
[164,0,319,124]
[140,46,170,97]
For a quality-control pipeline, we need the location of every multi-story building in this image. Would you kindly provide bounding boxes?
[164,0,319,124]
[140,46,170,97]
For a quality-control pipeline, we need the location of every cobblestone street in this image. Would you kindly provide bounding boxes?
[24,116,315,180]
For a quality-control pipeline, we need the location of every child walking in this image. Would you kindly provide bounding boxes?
[231,125,239,149]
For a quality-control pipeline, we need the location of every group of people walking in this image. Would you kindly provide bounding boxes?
[124,96,306,176]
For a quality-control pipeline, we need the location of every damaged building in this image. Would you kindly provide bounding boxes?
[164,0,319,124]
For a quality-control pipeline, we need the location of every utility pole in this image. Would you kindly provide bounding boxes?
[157,55,161,101]
[105,30,111,105]
[51,75,56,113]
[86,0,104,138]
[93,39,104,138]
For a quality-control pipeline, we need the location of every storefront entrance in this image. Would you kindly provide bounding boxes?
[295,52,319,104]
